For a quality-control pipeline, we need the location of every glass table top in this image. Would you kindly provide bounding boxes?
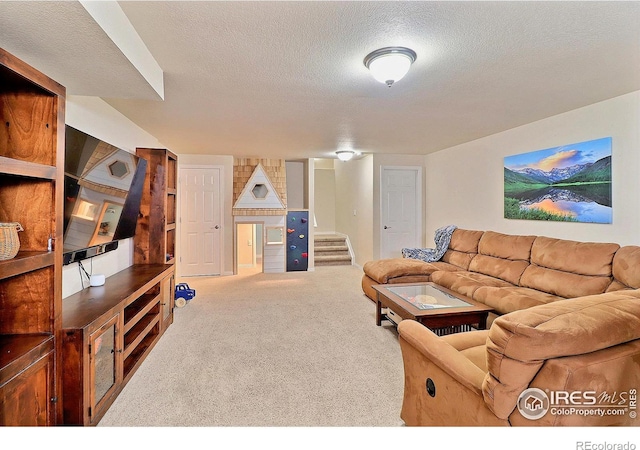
[384,284,472,310]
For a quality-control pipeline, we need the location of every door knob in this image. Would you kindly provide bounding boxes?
[214,225,220,229]
[384,226,391,229]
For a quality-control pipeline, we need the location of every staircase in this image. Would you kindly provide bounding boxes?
[314,234,352,267]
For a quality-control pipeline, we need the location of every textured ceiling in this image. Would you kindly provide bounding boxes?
[0,1,160,100]
[1,1,639,160]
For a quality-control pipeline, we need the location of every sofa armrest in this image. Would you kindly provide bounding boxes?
[398,320,486,395]
[397,320,506,426]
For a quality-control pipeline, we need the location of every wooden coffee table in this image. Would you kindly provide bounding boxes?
[372,282,494,335]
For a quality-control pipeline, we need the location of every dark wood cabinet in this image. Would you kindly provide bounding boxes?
[0,336,55,426]
[0,48,65,426]
[61,264,173,425]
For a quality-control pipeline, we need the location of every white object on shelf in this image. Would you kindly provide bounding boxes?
[90,274,105,287]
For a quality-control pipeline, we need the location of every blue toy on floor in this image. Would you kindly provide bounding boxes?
[175,283,196,308]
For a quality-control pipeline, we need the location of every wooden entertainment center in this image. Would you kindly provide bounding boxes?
[61,264,174,425]
[0,49,178,426]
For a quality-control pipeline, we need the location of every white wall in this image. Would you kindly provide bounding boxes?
[285,161,305,209]
[334,155,374,267]
[63,95,165,298]
[424,91,640,247]
[313,159,336,234]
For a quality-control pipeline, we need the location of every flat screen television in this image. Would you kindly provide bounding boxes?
[62,126,147,265]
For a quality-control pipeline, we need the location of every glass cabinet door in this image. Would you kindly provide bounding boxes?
[90,314,120,417]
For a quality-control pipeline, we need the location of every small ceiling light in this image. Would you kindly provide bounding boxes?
[363,46,417,87]
[336,150,355,161]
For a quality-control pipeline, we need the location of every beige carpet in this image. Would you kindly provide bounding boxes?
[98,265,405,427]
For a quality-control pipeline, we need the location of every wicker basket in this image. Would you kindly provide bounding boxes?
[0,222,24,261]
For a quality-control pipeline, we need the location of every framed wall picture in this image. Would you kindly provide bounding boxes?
[504,137,612,223]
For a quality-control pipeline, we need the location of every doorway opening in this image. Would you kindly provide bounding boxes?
[235,223,263,275]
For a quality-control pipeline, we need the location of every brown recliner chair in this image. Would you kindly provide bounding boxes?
[397,290,640,426]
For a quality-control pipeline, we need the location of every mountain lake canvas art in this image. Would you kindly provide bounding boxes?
[504,137,612,223]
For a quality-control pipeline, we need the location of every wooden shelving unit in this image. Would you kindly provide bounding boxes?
[134,148,178,265]
[0,48,65,426]
[133,148,177,335]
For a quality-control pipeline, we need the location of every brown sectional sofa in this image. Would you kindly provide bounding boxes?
[362,228,640,426]
[362,228,640,317]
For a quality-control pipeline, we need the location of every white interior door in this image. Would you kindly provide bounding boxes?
[179,167,222,276]
[380,166,422,259]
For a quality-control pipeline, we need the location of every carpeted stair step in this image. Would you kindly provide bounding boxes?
[314,254,352,266]
[314,234,352,266]
[315,245,349,256]
[315,237,347,247]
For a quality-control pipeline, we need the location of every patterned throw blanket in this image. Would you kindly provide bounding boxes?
[401,225,457,262]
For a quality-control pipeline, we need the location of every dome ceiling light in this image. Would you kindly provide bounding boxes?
[336,150,355,161]
[363,46,417,87]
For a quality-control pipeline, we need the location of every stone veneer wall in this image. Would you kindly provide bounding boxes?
[233,158,287,216]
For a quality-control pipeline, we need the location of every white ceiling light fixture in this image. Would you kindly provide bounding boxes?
[364,46,417,87]
[336,150,355,161]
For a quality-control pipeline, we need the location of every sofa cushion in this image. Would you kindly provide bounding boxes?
[482,292,640,419]
[442,331,488,372]
[607,245,640,291]
[440,249,475,271]
[469,255,529,286]
[474,286,563,315]
[519,236,619,298]
[362,258,438,284]
[467,232,534,285]
[449,229,485,253]
[438,229,485,270]
[477,231,536,261]
[431,270,514,298]
[528,236,619,276]
[519,265,612,298]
